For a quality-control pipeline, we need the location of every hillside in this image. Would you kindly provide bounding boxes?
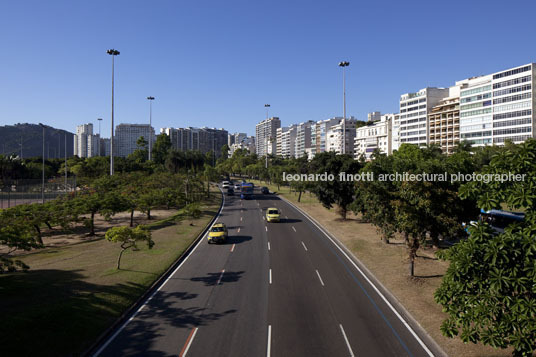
[0,123,74,159]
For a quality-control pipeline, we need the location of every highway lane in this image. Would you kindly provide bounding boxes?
[94,186,438,357]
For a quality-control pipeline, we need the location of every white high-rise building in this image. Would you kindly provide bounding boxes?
[311,117,342,156]
[255,117,281,156]
[458,63,535,147]
[74,123,99,158]
[394,87,449,150]
[276,124,297,158]
[116,124,155,157]
[355,114,393,160]
[294,120,315,158]
[326,118,358,155]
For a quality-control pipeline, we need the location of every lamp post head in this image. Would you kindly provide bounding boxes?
[107,49,120,56]
[264,104,270,107]
[97,118,102,121]
[147,96,155,100]
[338,61,350,67]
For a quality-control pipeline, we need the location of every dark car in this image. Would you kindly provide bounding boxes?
[261,187,269,194]
[227,188,234,196]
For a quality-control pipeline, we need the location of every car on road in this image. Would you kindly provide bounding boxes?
[227,188,234,196]
[234,184,241,190]
[208,223,228,243]
[261,187,269,194]
[222,181,230,189]
[266,208,280,222]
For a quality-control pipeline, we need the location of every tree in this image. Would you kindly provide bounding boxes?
[152,133,172,165]
[435,139,536,356]
[105,225,154,269]
[129,136,149,163]
[309,152,361,219]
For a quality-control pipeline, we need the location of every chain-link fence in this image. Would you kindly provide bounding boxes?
[0,177,76,209]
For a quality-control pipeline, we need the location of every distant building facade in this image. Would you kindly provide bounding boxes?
[74,123,99,158]
[355,114,393,160]
[115,124,155,157]
[255,117,281,156]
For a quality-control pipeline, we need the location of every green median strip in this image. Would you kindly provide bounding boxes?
[0,193,221,357]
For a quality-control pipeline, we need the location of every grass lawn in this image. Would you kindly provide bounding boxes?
[0,192,221,357]
[247,179,512,357]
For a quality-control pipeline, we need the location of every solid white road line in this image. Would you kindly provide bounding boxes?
[93,189,226,357]
[282,198,434,356]
[265,226,268,232]
[230,244,235,252]
[269,269,272,284]
[217,269,225,285]
[180,327,198,357]
[316,269,325,286]
[301,241,308,251]
[339,324,354,357]
[268,242,271,251]
[292,226,296,232]
[266,325,272,357]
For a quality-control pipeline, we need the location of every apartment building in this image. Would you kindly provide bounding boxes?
[228,132,247,147]
[326,118,358,155]
[255,117,281,156]
[354,114,393,160]
[311,117,343,156]
[73,123,99,158]
[294,120,315,158]
[394,87,449,150]
[428,85,461,154]
[115,124,155,157]
[229,136,255,157]
[458,63,535,146]
[161,127,228,156]
[276,125,297,158]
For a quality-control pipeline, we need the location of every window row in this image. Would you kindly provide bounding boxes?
[493,75,531,89]
[460,100,491,111]
[493,84,531,98]
[493,126,532,136]
[493,135,531,143]
[461,108,492,117]
[461,85,492,97]
[461,92,492,104]
[468,138,492,145]
[493,92,531,105]
[493,65,531,80]
[461,123,492,132]
[493,109,532,120]
[460,115,492,124]
[493,117,532,128]
[493,100,531,113]
[461,131,491,139]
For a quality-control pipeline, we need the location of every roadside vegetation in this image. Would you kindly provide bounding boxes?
[221,140,536,356]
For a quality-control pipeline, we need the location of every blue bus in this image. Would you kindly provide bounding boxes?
[465,209,525,234]
[240,182,254,199]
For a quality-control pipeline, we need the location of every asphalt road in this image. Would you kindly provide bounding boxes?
[93,187,439,357]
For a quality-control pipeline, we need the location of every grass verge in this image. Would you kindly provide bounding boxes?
[0,192,220,357]
[248,179,511,357]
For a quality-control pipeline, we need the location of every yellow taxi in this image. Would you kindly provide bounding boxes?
[208,223,228,243]
[266,208,280,222]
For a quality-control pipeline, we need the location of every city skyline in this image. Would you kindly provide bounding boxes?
[1,1,536,137]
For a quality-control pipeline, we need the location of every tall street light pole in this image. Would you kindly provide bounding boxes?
[338,61,350,154]
[107,49,120,175]
[97,118,103,156]
[39,123,45,203]
[64,132,68,192]
[147,96,155,160]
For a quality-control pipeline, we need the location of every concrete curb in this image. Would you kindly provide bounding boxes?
[279,195,448,357]
[83,190,224,357]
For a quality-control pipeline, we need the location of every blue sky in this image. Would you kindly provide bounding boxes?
[1,0,535,137]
